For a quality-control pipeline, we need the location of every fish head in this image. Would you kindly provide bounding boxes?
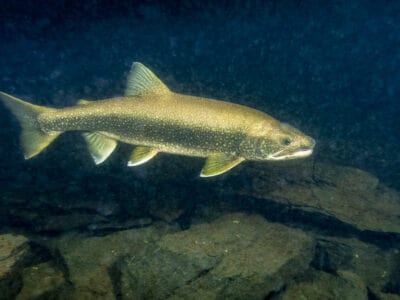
[240,120,315,161]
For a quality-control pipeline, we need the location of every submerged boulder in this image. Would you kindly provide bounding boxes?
[50,224,172,299]
[274,270,368,300]
[309,236,398,296]
[118,213,314,299]
[46,209,399,299]
[311,238,353,273]
[246,161,400,234]
[16,262,66,300]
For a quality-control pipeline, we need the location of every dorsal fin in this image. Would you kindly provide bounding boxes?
[125,62,170,97]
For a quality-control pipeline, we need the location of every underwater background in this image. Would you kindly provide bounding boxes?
[0,0,399,299]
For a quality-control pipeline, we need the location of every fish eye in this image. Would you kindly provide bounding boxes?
[281,137,292,146]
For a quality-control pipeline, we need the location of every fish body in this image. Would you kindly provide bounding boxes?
[41,94,277,158]
[0,62,315,177]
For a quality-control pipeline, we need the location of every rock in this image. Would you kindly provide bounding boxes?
[377,293,400,300]
[311,238,353,273]
[51,224,172,299]
[310,236,398,295]
[118,213,314,299]
[274,270,368,300]
[247,161,400,233]
[16,262,66,300]
[344,238,398,294]
[118,246,213,300]
[382,251,400,295]
[0,234,30,299]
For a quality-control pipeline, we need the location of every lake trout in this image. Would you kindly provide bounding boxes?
[0,62,315,177]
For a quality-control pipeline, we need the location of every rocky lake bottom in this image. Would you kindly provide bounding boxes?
[0,160,399,299]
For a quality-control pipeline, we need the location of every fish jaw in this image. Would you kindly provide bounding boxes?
[267,137,316,160]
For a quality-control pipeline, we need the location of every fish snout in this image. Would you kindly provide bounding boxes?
[307,137,316,149]
[294,136,316,157]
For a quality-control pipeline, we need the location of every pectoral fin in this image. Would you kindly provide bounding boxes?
[127,146,158,167]
[82,132,117,164]
[77,99,94,105]
[200,155,244,177]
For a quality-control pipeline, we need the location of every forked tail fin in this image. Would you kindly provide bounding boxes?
[0,92,61,159]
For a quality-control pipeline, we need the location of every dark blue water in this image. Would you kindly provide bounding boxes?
[0,1,399,299]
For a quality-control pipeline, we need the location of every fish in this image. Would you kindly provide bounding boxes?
[0,62,315,177]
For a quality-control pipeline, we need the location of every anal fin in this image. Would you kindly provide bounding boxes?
[200,154,244,177]
[82,132,117,164]
[127,146,158,167]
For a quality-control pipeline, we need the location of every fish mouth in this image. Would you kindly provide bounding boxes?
[268,148,313,160]
[268,139,316,161]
